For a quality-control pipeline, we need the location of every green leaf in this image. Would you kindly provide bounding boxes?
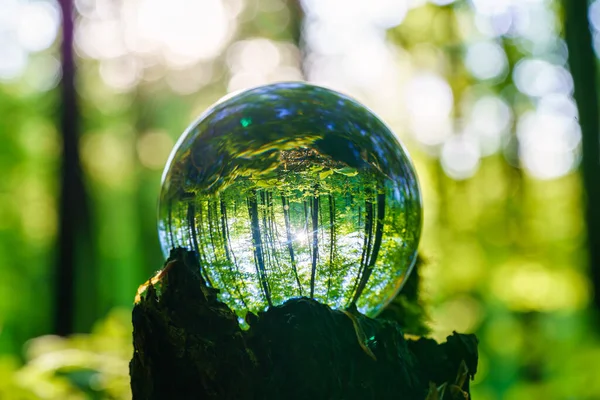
[319,170,334,180]
[334,167,359,177]
[255,180,271,188]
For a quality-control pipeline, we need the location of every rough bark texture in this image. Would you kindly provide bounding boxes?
[130,248,478,400]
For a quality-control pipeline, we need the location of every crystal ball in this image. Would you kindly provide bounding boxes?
[158,82,421,318]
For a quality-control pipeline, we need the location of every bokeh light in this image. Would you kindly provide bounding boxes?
[74,0,241,90]
[226,38,302,92]
[0,0,60,81]
[440,134,481,180]
[517,108,581,179]
[465,95,512,156]
[465,41,508,81]
[513,58,573,98]
[404,73,454,148]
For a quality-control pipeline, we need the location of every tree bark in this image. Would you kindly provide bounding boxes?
[130,248,478,400]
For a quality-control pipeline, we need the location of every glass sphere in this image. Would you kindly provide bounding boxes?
[158,82,421,318]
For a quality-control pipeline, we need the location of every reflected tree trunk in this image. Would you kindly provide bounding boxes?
[220,198,231,262]
[352,192,386,304]
[310,187,319,298]
[260,192,275,273]
[178,207,187,249]
[190,201,212,287]
[167,202,175,246]
[212,200,224,251]
[197,203,214,286]
[326,194,336,300]
[350,189,374,303]
[207,201,218,257]
[282,194,303,293]
[220,196,249,309]
[304,200,311,258]
[248,190,273,306]
[265,192,283,276]
[187,203,199,257]
[196,202,207,261]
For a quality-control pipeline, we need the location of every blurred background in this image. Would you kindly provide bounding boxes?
[0,0,599,398]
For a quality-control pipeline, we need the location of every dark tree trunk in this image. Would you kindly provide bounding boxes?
[212,200,224,249]
[564,0,600,321]
[219,197,249,309]
[304,200,311,258]
[351,190,374,303]
[260,192,276,273]
[219,198,231,261]
[248,190,272,306]
[195,201,213,287]
[187,203,199,257]
[327,194,336,299]
[206,200,218,255]
[130,248,478,400]
[55,0,94,335]
[167,202,175,246]
[266,192,283,274]
[352,192,386,304]
[282,195,303,293]
[310,189,319,298]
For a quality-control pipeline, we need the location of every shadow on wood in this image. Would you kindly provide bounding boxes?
[130,248,478,400]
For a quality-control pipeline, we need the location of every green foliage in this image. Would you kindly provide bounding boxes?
[0,311,131,400]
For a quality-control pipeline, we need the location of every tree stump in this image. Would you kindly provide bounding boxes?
[130,248,478,400]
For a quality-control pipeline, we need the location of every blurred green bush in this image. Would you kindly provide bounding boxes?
[0,310,131,400]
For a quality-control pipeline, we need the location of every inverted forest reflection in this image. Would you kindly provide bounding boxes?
[158,83,422,317]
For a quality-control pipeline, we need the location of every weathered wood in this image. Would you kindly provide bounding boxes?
[130,248,477,400]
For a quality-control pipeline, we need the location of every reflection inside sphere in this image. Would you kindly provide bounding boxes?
[158,82,422,318]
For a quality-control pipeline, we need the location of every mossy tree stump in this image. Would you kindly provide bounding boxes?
[130,249,478,399]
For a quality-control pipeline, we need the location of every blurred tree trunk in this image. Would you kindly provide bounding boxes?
[564,0,600,319]
[286,0,306,77]
[55,0,94,335]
